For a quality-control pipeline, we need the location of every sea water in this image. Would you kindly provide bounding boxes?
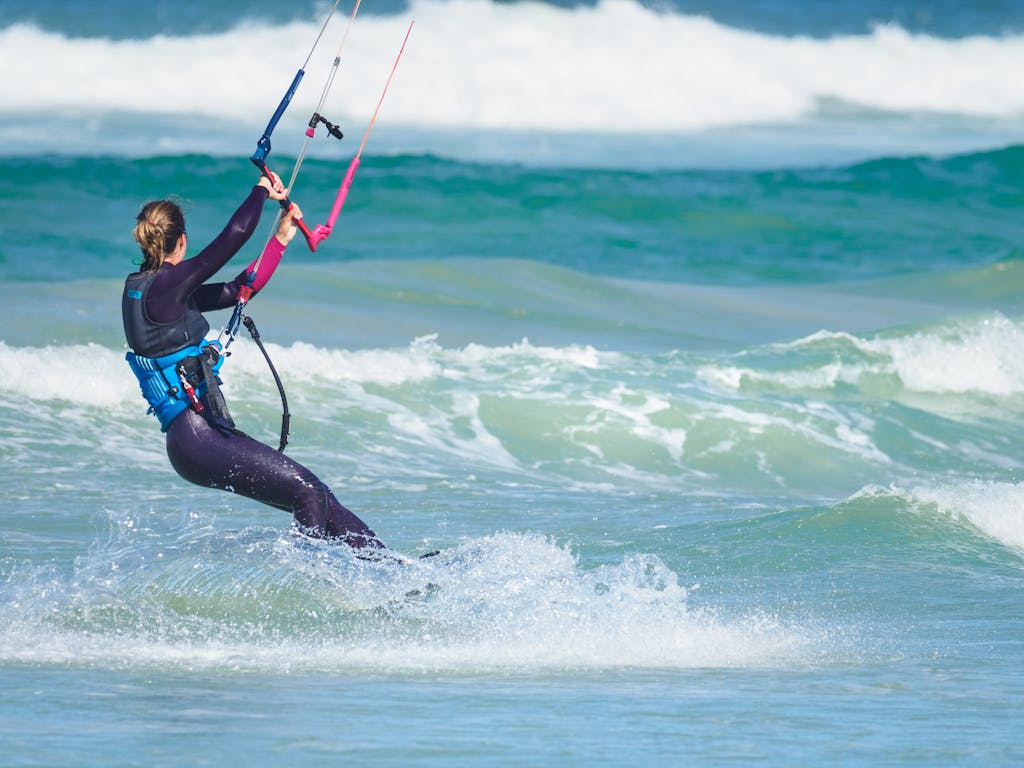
[1,1,1023,765]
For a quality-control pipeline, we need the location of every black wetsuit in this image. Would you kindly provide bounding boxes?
[125,187,383,550]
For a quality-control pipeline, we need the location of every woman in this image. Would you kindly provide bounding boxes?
[122,172,385,551]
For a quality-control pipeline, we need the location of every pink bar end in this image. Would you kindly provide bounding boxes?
[303,224,332,252]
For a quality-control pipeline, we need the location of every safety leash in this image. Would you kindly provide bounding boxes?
[242,315,291,452]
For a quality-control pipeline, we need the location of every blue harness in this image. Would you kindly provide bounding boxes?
[125,339,225,431]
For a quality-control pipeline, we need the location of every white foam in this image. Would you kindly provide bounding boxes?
[869,315,1024,396]
[0,337,625,477]
[850,482,1024,554]
[0,336,609,405]
[3,0,1024,136]
[907,481,1024,554]
[0,341,139,405]
[568,383,689,462]
[698,358,860,392]
[700,314,1024,398]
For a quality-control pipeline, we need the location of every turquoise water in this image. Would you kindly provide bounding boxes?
[2,1,1024,765]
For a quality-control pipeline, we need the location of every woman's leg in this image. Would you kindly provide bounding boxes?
[165,409,383,549]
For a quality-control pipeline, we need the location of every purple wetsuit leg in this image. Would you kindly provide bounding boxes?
[165,409,382,549]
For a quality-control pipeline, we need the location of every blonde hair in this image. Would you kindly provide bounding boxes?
[133,200,186,271]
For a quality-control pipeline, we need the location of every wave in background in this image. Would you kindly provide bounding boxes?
[3,307,1022,505]
[5,149,1024,289]
[6,310,1024,415]
[2,0,1024,166]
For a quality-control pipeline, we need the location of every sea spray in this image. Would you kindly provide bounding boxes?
[0,523,823,674]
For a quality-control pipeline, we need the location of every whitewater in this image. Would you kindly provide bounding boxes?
[2,0,1024,167]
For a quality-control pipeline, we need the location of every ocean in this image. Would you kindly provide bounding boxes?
[1,0,1023,765]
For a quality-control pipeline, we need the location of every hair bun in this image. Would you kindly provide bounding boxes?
[133,200,186,271]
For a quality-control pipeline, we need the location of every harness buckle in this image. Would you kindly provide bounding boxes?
[175,361,204,414]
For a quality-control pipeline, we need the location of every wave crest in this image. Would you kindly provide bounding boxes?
[3,0,1024,135]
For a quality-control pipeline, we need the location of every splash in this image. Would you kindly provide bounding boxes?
[0,527,822,674]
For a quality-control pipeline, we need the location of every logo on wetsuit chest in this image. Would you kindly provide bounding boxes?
[126,289,143,299]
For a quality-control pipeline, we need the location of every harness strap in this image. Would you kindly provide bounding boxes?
[126,340,224,432]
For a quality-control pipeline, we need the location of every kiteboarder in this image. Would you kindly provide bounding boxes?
[122,172,385,551]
